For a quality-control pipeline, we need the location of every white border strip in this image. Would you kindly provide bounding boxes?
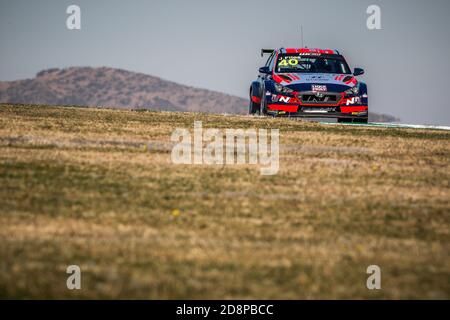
[323,122,450,131]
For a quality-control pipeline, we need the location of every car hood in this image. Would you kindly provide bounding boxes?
[273,73,357,93]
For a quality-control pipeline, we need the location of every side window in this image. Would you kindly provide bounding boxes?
[265,52,275,68]
[268,53,277,71]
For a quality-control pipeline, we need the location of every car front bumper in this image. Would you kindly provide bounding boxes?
[266,103,368,118]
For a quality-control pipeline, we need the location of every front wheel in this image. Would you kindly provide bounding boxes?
[249,92,260,115]
[259,93,268,116]
[353,118,368,124]
[338,117,368,124]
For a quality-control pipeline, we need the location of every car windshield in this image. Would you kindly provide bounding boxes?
[275,54,351,74]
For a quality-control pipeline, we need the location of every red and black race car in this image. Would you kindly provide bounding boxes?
[249,48,368,123]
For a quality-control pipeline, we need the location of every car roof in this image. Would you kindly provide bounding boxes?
[279,48,340,55]
[260,48,342,57]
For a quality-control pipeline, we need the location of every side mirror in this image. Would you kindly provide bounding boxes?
[259,66,271,74]
[353,68,364,76]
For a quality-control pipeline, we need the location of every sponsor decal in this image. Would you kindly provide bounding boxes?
[312,85,327,92]
[315,92,325,98]
[279,96,290,103]
[298,52,321,56]
[271,94,292,103]
[346,97,356,105]
[345,97,361,105]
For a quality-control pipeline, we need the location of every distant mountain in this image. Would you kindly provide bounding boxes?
[0,67,246,114]
[0,66,398,121]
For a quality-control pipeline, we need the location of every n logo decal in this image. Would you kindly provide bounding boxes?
[346,97,356,105]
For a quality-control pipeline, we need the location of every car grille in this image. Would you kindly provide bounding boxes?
[299,92,340,105]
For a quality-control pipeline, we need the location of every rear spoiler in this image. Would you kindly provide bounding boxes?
[261,49,274,57]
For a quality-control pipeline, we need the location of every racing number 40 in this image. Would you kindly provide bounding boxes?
[278,58,299,67]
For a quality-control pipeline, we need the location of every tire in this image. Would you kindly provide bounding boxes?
[260,92,268,116]
[338,117,368,124]
[249,91,260,115]
[353,118,368,124]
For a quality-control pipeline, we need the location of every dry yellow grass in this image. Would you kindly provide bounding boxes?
[0,104,449,299]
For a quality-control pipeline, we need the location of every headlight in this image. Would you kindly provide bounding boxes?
[344,84,360,96]
[274,83,294,94]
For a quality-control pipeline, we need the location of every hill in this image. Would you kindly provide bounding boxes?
[0,104,448,299]
[0,67,398,121]
[0,67,246,114]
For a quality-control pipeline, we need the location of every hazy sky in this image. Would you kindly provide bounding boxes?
[1,0,450,124]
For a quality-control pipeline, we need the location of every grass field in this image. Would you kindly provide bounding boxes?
[0,103,449,299]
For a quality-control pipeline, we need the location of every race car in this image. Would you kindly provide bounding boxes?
[249,48,368,123]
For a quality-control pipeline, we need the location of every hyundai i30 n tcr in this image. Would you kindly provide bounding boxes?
[249,48,368,123]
